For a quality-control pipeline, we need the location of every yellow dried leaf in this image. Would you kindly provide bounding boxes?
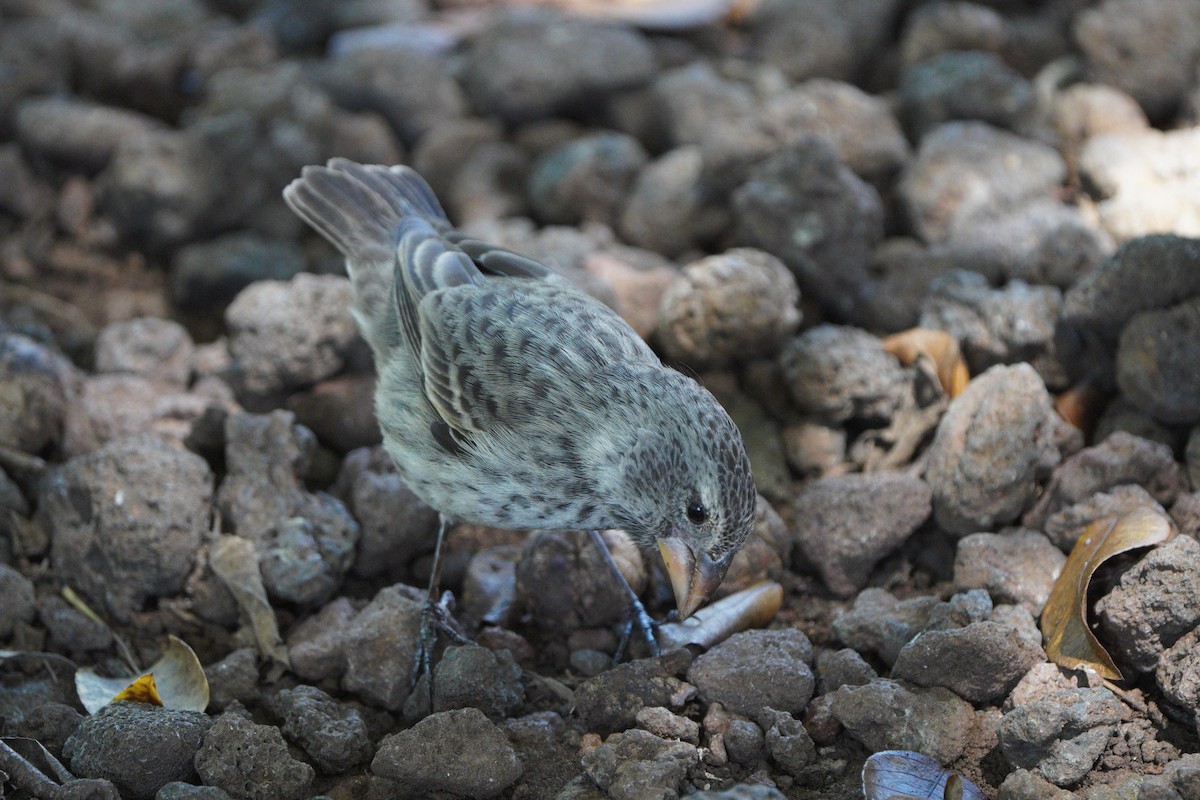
[112,673,163,706]
[882,328,970,398]
[75,635,209,714]
[656,581,782,650]
[1041,507,1176,681]
[210,535,290,671]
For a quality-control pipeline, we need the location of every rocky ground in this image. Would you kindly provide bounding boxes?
[2,0,1200,798]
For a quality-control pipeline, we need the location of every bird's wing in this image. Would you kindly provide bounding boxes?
[416,279,660,443]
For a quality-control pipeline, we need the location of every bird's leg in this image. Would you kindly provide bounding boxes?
[410,514,472,699]
[588,530,660,663]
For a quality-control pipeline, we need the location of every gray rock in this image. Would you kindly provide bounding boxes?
[225,274,361,406]
[1171,489,1200,540]
[580,728,697,800]
[170,232,306,315]
[779,324,912,424]
[94,317,194,389]
[899,3,1007,67]
[831,588,940,667]
[996,768,1077,800]
[332,446,440,581]
[760,709,816,777]
[920,271,1066,390]
[286,373,381,453]
[998,688,1122,787]
[204,648,260,713]
[60,373,209,458]
[657,249,801,370]
[815,648,878,694]
[41,436,212,623]
[373,708,522,799]
[528,131,647,228]
[194,712,314,800]
[15,95,165,172]
[792,472,932,597]
[687,629,814,717]
[1041,484,1164,552]
[733,137,884,320]
[892,620,1046,703]
[650,62,756,149]
[311,47,465,146]
[341,584,422,711]
[900,50,1034,139]
[286,596,360,683]
[461,10,654,124]
[899,121,1066,244]
[0,562,35,639]
[1094,397,1182,452]
[830,678,975,764]
[757,79,910,180]
[723,719,765,767]
[516,529,636,636]
[575,651,693,734]
[501,712,578,800]
[64,703,212,800]
[689,787,787,800]
[1023,432,1180,530]
[432,645,523,720]
[0,333,76,454]
[269,685,372,774]
[1074,0,1200,120]
[97,128,226,249]
[156,783,234,800]
[925,363,1079,535]
[954,529,1066,613]
[7,702,82,761]
[619,146,725,257]
[1098,534,1200,673]
[1117,298,1200,425]
[1156,626,1200,723]
[0,142,50,218]
[217,411,359,606]
[750,0,900,83]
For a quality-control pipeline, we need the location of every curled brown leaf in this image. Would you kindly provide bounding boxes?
[882,328,970,399]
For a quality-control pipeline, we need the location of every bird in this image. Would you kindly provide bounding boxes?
[283,158,757,665]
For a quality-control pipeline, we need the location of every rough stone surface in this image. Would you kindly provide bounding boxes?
[64,703,211,800]
[40,435,212,623]
[733,137,884,320]
[830,679,975,765]
[269,685,372,774]
[998,688,1123,787]
[925,363,1079,535]
[954,529,1066,613]
[892,620,1046,703]
[194,712,315,800]
[372,708,523,799]
[780,324,912,424]
[1116,297,1200,425]
[657,249,801,370]
[899,122,1066,244]
[1098,534,1200,673]
[580,728,697,800]
[688,629,815,718]
[528,131,647,228]
[575,652,693,734]
[94,317,193,388]
[792,472,932,597]
[831,589,941,667]
[0,333,76,454]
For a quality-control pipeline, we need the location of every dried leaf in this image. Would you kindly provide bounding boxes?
[1041,507,1176,681]
[861,750,984,800]
[656,581,782,650]
[1054,379,1106,434]
[75,635,209,714]
[882,328,970,398]
[210,535,290,670]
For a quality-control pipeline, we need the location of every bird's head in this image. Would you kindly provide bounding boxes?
[616,381,757,619]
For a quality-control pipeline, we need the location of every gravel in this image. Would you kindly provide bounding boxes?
[3,2,1198,798]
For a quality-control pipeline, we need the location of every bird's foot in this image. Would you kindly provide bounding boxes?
[408,590,473,712]
[612,592,661,664]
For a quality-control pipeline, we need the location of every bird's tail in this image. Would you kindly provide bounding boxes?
[282,158,449,354]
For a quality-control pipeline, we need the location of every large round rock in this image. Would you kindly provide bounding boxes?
[687,629,815,717]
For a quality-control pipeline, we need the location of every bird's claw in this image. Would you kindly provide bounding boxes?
[408,590,473,708]
[612,592,661,665]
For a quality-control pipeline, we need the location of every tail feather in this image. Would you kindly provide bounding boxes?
[283,159,450,356]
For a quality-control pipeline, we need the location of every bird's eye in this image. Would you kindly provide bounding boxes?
[686,500,708,525]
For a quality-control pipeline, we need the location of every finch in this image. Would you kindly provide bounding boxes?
[283,159,756,621]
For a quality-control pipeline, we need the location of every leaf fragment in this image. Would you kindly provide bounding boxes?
[882,328,970,398]
[75,635,209,714]
[210,535,291,671]
[1040,507,1176,681]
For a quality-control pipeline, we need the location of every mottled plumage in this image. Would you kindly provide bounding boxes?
[283,159,756,617]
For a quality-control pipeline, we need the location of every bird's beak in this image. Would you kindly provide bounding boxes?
[657,535,729,620]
